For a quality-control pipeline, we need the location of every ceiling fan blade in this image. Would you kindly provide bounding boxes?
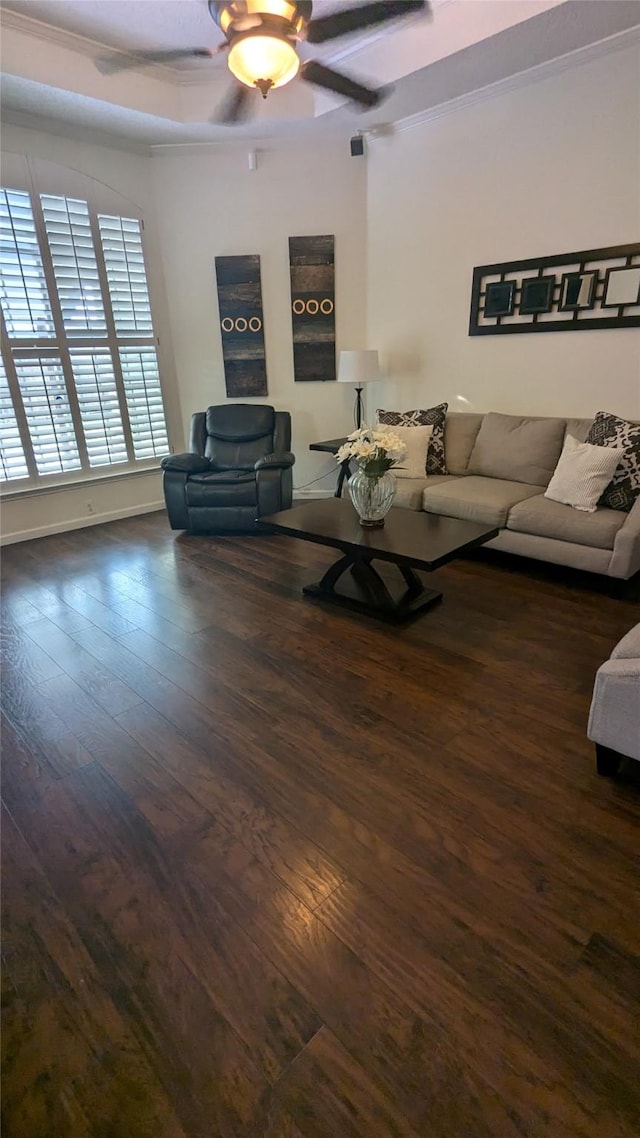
[212,83,253,124]
[96,47,213,75]
[306,0,427,44]
[300,60,383,108]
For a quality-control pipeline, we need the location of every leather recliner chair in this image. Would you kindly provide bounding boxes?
[161,404,295,533]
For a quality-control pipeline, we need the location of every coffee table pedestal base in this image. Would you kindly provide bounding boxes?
[302,552,442,624]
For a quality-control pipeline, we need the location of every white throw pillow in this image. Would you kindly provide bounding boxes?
[390,424,434,480]
[545,434,623,512]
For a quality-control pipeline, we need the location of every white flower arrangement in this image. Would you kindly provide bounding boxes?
[335,426,407,477]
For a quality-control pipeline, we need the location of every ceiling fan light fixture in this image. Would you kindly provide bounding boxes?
[228,33,300,91]
[217,0,301,35]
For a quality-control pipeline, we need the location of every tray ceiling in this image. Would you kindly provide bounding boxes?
[1,1,639,146]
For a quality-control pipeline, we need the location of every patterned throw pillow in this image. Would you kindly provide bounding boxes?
[585,411,640,512]
[377,402,448,475]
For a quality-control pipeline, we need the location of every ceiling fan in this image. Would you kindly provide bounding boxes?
[95,0,430,123]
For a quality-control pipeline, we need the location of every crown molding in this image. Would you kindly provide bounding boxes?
[148,131,347,157]
[0,8,186,78]
[1,7,97,53]
[1,8,117,59]
[384,24,640,139]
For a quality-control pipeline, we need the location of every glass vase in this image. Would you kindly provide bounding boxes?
[348,466,397,527]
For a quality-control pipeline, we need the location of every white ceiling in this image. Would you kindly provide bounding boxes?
[2,0,413,58]
[1,0,640,147]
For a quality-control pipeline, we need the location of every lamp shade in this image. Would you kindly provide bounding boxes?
[337,350,380,386]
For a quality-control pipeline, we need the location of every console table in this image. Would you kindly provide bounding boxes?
[309,437,350,497]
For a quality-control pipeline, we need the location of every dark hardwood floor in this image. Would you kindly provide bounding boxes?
[1,510,639,1138]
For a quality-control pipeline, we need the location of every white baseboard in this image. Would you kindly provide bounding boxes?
[0,501,166,545]
[293,490,334,501]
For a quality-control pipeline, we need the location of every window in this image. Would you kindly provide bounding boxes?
[0,185,169,487]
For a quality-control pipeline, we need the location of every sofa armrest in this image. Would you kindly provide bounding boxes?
[254,451,295,471]
[587,658,640,761]
[608,496,640,579]
[160,453,211,474]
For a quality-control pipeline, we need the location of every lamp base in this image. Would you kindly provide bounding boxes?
[355,386,364,430]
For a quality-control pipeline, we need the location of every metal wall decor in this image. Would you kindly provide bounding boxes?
[288,234,336,381]
[215,254,267,396]
[469,243,640,335]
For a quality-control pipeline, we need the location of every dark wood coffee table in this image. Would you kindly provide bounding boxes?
[257,499,499,623]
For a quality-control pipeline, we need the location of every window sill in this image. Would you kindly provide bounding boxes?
[0,463,163,501]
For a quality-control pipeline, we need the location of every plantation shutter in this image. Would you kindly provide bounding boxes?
[14,356,81,475]
[0,357,29,480]
[98,213,168,460]
[0,172,171,489]
[98,214,153,336]
[41,195,106,337]
[69,350,127,467]
[0,188,55,338]
[119,347,168,459]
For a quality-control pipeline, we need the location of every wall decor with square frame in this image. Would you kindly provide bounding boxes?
[469,242,640,335]
[560,271,597,311]
[603,265,640,308]
[519,275,555,315]
[484,280,515,318]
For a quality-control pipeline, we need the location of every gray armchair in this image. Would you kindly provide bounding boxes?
[588,623,640,776]
[161,404,294,533]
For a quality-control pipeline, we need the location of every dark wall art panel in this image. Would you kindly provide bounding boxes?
[289,234,336,381]
[215,254,268,397]
[469,243,640,335]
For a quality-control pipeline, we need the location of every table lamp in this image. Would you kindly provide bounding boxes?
[337,350,381,429]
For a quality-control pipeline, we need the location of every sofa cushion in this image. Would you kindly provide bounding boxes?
[544,434,623,512]
[467,412,565,486]
[422,476,540,527]
[185,470,257,508]
[393,478,428,511]
[585,411,640,512]
[377,403,448,475]
[507,493,626,550]
[391,424,433,479]
[394,474,458,511]
[444,413,484,475]
[564,418,593,444]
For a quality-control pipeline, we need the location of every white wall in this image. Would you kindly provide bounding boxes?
[150,141,367,490]
[0,123,180,543]
[366,44,640,420]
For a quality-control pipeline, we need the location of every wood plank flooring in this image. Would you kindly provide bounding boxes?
[2,511,639,1137]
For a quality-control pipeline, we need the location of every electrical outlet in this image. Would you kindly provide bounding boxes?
[86,500,95,515]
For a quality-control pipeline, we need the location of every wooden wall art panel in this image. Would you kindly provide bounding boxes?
[469,242,640,335]
[289,235,336,381]
[215,254,268,396]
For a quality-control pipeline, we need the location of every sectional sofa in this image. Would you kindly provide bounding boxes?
[393,412,640,580]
